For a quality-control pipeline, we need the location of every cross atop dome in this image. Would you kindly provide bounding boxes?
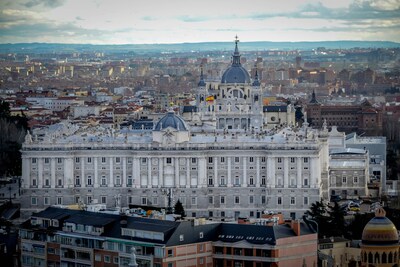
[235,35,239,44]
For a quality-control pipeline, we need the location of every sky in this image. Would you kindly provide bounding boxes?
[0,0,400,44]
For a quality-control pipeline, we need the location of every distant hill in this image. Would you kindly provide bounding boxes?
[0,41,399,54]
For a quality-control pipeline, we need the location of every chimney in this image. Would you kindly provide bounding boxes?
[291,219,301,236]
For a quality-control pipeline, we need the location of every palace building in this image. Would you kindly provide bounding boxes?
[20,39,334,220]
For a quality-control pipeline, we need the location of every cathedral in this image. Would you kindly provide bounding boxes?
[20,39,331,220]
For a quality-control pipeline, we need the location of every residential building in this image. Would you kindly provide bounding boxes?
[19,206,318,267]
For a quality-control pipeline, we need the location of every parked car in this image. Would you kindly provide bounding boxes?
[330,195,342,202]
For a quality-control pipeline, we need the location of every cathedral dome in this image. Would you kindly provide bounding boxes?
[221,37,251,84]
[221,65,251,84]
[362,208,399,245]
[154,111,188,131]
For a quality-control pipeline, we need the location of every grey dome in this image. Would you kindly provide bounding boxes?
[154,111,188,131]
[221,65,251,84]
[221,38,251,84]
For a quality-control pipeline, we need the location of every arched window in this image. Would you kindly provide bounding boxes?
[394,251,397,262]
[368,252,373,263]
[382,252,387,263]
[388,252,393,263]
[374,252,380,263]
[363,252,367,262]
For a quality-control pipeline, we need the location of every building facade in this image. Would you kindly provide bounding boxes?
[20,207,318,267]
[20,40,331,220]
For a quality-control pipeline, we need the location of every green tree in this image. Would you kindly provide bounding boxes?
[327,202,346,237]
[0,100,10,118]
[304,201,330,238]
[173,200,185,218]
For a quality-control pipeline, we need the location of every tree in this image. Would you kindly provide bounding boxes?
[173,200,185,218]
[304,201,330,238]
[0,100,10,118]
[327,202,346,237]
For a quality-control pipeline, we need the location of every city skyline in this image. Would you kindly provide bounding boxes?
[1,0,400,44]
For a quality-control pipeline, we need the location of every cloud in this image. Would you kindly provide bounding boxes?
[23,0,65,8]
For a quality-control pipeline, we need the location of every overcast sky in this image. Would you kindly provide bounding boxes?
[1,0,399,44]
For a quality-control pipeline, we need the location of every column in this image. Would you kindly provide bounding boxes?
[198,157,206,187]
[242,157,247,187]
[174,158,180,187]
[297,157,302,188]
[109,158,114,187]
[122,157,126,188]
[284,157,289,188]
[256,157,260,186]
[94,157,99,188]
[186,158,190,188]
[22,157,30,188]
[310,157,316,187]
[51,158,56,188]
[133,158,140,188]
[64,158,73,188]
[147,157,152,188]
[37,158,43,188]
[158,158,163,187]
[268,157,276,187]
[227,157,232,187]
[81,158,85,188]
[214,157,218,186]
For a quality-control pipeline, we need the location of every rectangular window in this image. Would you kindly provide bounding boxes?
[127,176,133,186]
[304,197,309,205]
[249,157,254,163]
[87,176,92,186]
[208,157,213,163]
[261,157,266,162]
[191,158,197,164]
[191,197,197,205]
[57,158,62,164]
[57,197,63,205]
[127,158,132,164]
[87,157,92,163]
[115,157,121,163]
[249,196,254,204]
[31,197,38,205]
[261,195,266,204]
[235,196,240,204]
[101,196,107,204]
[220,177,225,185]
[290,157,295,163]
[87,196,92,204]
[44,158,50,164]
[277,157,282,163]
[208,178,213,186]
[179,234,184,241]
[220,196,225,204]
[220,157,225,163]
[166,158,172,164]
[57,179,62,187]
[261,176,266,185]
[141,197,147,205]
[290,197,295,205]
[152,197,158,205]
[44,197,50,205]
[101,157,106,163]
[32,158,37,164]
[101,176,107,186]
[104,255,110,263]
[304,178,308,186]
[235,157,240,163]
[249,177,254,185]
[75,157,80,163]
[141,158,147,164]
[209,196,213,204]
[342,176,347,183]
[353,177,358,183]
[277,197,282,205]
[115,176,121,186]
[304,157,309,163]
[75,176,80,186]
